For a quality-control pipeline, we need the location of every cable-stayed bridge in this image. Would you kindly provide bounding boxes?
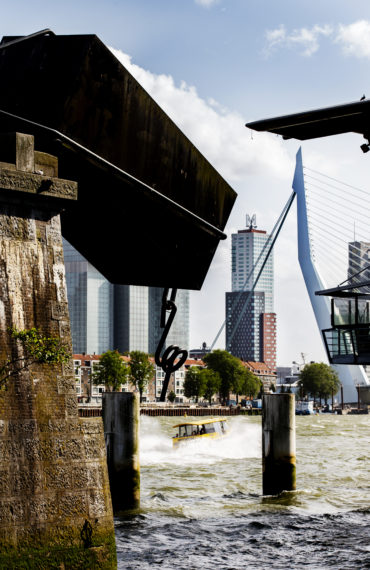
[210,146,370,402]
[293,147,370,402]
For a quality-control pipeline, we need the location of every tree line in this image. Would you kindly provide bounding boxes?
[85,348,342,406]
[185,349,261,404]
[89,348,262,404]
[92,349,154,402]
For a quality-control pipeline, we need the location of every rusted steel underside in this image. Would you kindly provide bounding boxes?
[0,30,237,289]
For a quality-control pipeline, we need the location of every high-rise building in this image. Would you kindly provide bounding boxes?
[63,239,189,355]
[225,215,276,368]
[63,240,114,354]
[348,241,370,291]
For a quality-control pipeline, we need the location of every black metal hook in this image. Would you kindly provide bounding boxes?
[155,288,188,402]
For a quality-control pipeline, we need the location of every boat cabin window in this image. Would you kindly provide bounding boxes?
[213,421,227,434]
[179,425,192,437]
[204,424,215,434]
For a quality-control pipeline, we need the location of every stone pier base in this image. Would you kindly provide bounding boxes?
[0,134,116,568]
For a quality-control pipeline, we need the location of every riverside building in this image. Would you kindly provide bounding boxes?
[225,215,276,369]
[74,354,197,405]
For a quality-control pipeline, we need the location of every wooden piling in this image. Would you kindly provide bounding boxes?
[103,392,140,512]
[262,393,296,495]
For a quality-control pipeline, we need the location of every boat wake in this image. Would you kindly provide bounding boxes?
[140,416,261,466]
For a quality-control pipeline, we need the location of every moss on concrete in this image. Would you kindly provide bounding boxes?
[0,529,117,569]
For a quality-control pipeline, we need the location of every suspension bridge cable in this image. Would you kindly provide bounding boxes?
[307,219,370,255]
[226,191,296,351]
[308,219,357,246]
[306,220,370,282]
[306,186,370,221]
[303,166,370,197]
[304,174,370,205]
[209,203,289,350]
[305,200,370,233]
[210,191,296,352]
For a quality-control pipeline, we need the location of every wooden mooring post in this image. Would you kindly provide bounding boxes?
[103,392,140,512]
[262,393,296,495]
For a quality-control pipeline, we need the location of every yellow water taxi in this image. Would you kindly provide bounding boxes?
[172,417,229,447]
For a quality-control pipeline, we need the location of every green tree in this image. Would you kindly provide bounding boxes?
[239,368,261,400]
[199,368,221,405]
[184,366,205,402]
[203,350,245,404]
[92,349,129,392]
[299,362,340,403]
[128,351,155,403]
[168,390,176,403]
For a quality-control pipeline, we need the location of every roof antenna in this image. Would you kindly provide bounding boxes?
[246,214,257,230]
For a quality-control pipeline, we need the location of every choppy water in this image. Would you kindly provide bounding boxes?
[116,414,370,569]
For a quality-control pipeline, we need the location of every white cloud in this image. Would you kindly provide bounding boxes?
[335,20,370,58]
[194,0,219,7]
[264,19,370,60]
[109,47,291,184]
[264,24,287,53]
[108,46,298,361]
[264,23,333,57]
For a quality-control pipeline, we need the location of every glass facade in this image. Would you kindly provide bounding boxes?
[129,286,149,352]
[166,289,190,351]
[63,240,189,355]
[64,240,113,354]
[226,291,265,361]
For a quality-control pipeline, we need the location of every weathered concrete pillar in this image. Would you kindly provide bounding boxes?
[0,133,116,568]
[262,393,296,495]
[103,392,140,512]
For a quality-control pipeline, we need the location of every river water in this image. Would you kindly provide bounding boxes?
[115,414,370,569]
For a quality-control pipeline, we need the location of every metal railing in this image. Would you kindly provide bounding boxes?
[323,325,370,364]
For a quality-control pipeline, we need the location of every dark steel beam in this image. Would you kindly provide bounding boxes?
[246,100,370,141]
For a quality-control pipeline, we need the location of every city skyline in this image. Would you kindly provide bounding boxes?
[3,1,370,365]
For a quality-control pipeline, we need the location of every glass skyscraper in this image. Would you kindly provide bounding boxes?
[63,240,113,354]
[225,216,276,368]
[63,240,189,355]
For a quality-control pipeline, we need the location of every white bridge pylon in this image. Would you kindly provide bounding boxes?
[293,147,369,402]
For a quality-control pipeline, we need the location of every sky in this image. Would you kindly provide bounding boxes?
[2,1,370,365]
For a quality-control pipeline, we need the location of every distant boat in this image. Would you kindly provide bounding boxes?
[295,401,314,415]
[172,417,229,447]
